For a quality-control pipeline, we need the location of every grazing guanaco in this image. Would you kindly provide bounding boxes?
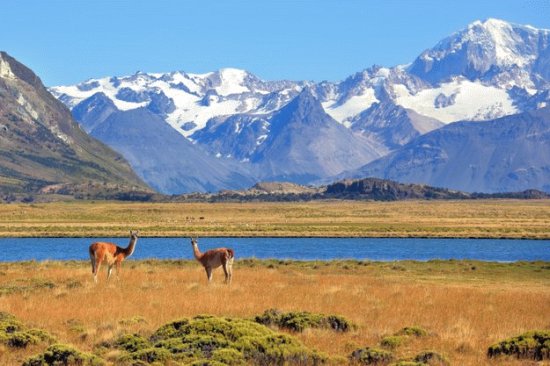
[89,230,139,283]
[190,237,234,284]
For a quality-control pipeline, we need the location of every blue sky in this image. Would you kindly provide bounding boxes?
[2,0,550,86]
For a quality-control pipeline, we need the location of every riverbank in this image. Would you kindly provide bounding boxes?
[0,259,548,365]
[0,200,549,239]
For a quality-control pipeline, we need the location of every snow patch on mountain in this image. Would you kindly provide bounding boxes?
[394,78,517,122]
[216,68,255,96]
[51,76,150,110]
[322,88,378,125]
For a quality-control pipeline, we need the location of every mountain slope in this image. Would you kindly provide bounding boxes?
[91,108,255,193]
[0,52,147,194]
[342,107,550,193]
[250,89,386,183]
[351,100,443,150]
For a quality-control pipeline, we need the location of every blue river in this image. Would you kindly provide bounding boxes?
[0,237,548,262]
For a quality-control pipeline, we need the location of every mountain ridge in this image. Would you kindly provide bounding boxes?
[47,18,550,194]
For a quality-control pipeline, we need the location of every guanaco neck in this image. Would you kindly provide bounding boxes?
[192,243,203,261]
[123,236,138,257]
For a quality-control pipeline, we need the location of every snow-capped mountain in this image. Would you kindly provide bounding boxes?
[50,18,550,194]
[409,18,550,88]
[51,68,306,138]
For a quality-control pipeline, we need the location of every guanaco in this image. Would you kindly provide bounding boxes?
[89,230,139,283]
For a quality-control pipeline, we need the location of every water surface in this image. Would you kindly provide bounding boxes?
[0,237,548,262]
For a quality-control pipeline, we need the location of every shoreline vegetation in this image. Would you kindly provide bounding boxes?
[0,259,548,365]
[0,200,548,239]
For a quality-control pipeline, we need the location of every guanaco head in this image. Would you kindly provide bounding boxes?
[130,230,140,239]
[191,237,198,246]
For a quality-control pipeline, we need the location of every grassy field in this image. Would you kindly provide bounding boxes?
[0,260,548,365]
[0,199,549,238]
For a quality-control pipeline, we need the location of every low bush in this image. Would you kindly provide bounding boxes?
[23,343,105,366]
[380,336,406,350]
[255,309,355,332]
[413,351,449,365]
[0,312,55,348]
[487,330,550,360]
[396,326,428,337]
[109,315,326,365]
[350,347,393,365]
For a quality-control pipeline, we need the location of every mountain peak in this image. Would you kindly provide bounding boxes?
[470,18,510,29]
[0,51,43,89]
[281,86,323,116]
[408,18,550,84]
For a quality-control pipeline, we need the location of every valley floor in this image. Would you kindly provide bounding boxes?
[0,260,548,365]
[0,199,549,238]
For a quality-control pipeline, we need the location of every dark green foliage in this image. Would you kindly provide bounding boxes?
[396,326,428,337]
[413,351,449,365]
[115,333,150,353]
[350,347,393,365]
[7,331,40,348]
[149,318,190,342]
[110,315,326,365]
[0,312,55,348]
[23,343,105,366]
[487,330,550,360]
[255,308,355,332]
[189,360,230,366]
[326,315,355,332]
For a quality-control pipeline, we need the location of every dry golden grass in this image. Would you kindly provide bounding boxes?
[0,199,549,238]
[0,260,548,365]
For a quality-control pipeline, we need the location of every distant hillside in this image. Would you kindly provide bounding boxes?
[0,52,148,195]
[175,177,549,202]
[4,176,547,203]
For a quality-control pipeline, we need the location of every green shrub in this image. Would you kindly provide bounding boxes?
[390,362,424,366]
[23,343,105,366]
[115,333,150,353]
[0,312,55,348]
[279,311,325,332]
[326,315,355,332]
[111,315,326,365]
[487,330,550,360]
[350,347,393,365]
[380,336,406,350]
[189,360,230,366]
[131,347,172,363]
[211,348,246,365]
[413,351,449,365]
[255,308,355,332]
[150,318,190,342]
[7,331,40,348]
[396,326,428,337]
[118,316,147,326]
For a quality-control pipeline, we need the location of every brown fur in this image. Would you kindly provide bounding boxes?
[191,237,234,284]
[89,230,139,283]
